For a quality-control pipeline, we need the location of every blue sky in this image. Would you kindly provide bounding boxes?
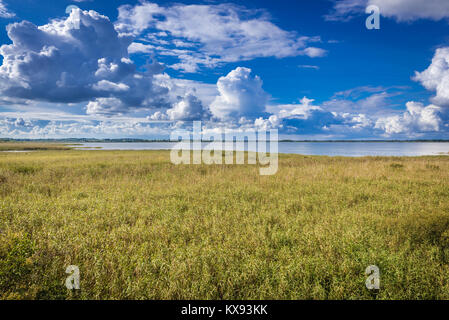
[0,0,448,139]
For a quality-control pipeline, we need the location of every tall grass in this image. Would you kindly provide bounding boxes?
[0,149,448,299]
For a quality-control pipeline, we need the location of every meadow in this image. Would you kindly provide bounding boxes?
[0,145,448,299]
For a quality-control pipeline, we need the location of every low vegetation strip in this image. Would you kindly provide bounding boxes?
[0,142,73,151]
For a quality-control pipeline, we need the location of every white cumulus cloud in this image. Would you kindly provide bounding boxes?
[375,102,442,134]
[0,9,169,115]
[210,67,269,120]
[414,47,449,107]
[149,94,211,121]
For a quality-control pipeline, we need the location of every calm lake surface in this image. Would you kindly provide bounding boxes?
[73,142,449,157]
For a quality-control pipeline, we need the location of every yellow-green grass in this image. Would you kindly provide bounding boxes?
[0,149,448,300]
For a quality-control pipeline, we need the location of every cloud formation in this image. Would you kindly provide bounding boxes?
[375,102,443,134]
[0,9,169,115]
[149,94,211,121]
[0,5,446,139]
[210,67,268,120]
[150,67,268,122]
[414,47,449,107]
[117,2,327,72]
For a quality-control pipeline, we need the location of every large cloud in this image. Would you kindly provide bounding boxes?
[149,67,268,121]
[414,47,449,107]
[149,94,211,121]
[326,0,449,22]
[210,67,269,120]
[0,9,169,115]
[375,102,443,134]
[117,2,326,72]
[258,97,363,135]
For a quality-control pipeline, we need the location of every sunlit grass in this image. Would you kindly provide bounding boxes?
[0,149,448,299]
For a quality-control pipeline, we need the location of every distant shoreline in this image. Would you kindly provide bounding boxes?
[1,139,449,143]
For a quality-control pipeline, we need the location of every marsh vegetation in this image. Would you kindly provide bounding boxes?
[0,146,448,299]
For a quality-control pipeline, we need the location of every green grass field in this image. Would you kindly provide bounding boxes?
[0,146,448,299]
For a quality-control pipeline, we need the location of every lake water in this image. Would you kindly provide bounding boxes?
[72,142,449,157]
